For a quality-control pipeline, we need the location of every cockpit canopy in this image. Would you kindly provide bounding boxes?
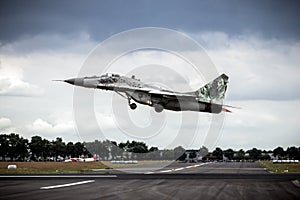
[100,73,120,78]
[98,73,121,84]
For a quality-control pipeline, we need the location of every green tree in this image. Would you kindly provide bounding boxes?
[273,146,285,159]
[15,136,29,161]
[213,147,223,160]
[0,134,9,161]
[74,142,85,157]
[223,148,234,160]
[118,141,149,154]
[51,137,66,161]
[130,141,148,159]
[247,148,261,160]
[118,141,130,151]
[42,139,52,160]
[286,146,298,159]
[127,141,148,153]
[234,149,245,160]
[149,147,159,152]
[29,136,44,161]
[66,142,75,157]
[7,133,20,161]
[110,141,122,160]
[259,151,271,160]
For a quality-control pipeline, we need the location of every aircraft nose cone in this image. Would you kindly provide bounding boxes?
[64,78,75,85]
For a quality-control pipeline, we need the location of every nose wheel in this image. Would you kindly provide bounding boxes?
[129,103,137,110]
[127,95,137,110]
[115,92,138,110]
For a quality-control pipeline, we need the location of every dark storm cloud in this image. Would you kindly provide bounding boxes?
[0,0,300,44]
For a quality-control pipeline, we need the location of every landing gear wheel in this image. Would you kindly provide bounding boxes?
[154,104,164,113]
[130,103,137,110]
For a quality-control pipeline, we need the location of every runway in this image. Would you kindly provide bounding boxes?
[0,162,300,200]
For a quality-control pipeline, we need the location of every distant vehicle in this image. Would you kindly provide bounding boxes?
[64,155,96,162]
[55,73,234,113]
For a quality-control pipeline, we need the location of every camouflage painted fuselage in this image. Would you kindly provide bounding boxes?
[63,73,229,113]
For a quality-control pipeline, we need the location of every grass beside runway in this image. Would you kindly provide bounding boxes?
[0,162,108,174]
[259,161,300,173]
[0,160,173,174]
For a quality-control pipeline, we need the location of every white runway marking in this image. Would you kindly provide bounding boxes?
[144,162,214,174]
[159,169,173,173]
[40,180,95,190]
[185,165,195,169]
[174,167,184,171]
[144,172,155,174]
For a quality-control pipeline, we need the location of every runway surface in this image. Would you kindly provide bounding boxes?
[1,162,300,200]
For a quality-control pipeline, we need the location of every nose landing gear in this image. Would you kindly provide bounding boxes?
[126,95,137,110]
[129,103,137,110]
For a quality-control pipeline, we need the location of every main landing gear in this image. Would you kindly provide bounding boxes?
[154,104,164,113]
[115,91,137,110]
[127,96,137,110]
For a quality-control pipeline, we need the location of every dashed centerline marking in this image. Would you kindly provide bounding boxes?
[174,167,184,171]
[160,169,173,173]
[185,165,194,169]
[144,172,155,174]
[40,180,95,190]
[144,162,214,174]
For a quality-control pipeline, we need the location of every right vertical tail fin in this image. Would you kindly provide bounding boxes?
[195,74,229,104]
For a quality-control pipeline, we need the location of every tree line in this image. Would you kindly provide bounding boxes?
[0,133,299,161]
[208,146,300,161]
[0,133,184,161]
[0,133,90,161]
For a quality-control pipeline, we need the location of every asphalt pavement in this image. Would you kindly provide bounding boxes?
[0,162,299,200]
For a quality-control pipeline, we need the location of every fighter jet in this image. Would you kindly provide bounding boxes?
[55,73,232,113]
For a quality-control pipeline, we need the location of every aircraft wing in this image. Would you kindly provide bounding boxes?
[148,90,195,97]
[108,85,195,98]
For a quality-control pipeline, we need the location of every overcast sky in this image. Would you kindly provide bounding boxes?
[0,0,300,151]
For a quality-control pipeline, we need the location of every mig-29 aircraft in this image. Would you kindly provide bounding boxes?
[55,73,232,113]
